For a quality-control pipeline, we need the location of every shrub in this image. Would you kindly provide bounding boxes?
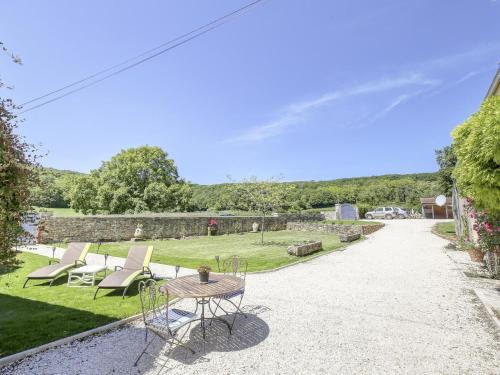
[452,96,500,213]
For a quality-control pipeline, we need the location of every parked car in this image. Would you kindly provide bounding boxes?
[392,207,409,219]
[365,207,399,220]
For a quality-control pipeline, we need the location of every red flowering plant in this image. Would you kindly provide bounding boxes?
[208,217,218,228]
[466,198,500,253]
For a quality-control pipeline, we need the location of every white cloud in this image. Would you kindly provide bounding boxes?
[417,43,500,71]
[224,73,439,143]
[224,44,499,144]
[455,70,480,84]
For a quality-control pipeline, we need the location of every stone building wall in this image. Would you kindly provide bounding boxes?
[39,212,324,243]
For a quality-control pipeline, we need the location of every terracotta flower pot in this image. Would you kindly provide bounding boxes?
[199,271,209,284]
[468,248,484,263]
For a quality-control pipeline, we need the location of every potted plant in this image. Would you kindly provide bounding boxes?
[197,265,212,283]
[207,217,218,236]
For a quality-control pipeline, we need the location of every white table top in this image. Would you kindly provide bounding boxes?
[70,264,107,273]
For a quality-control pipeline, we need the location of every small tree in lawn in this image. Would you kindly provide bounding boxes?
[224,177,295,244]
[0,43,38,268]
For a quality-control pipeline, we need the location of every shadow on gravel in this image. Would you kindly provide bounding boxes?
[137,305,270,373]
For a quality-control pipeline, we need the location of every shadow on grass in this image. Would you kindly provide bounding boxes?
[0,293,118,358]
[0,258,23,277]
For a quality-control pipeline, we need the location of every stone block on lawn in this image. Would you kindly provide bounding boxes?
[287,240,322,256]
[340,233,361,242]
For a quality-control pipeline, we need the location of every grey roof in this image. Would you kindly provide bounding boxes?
[485,65,500,98]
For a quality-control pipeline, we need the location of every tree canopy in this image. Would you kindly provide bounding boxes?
[190,173,440,213]
[452,96,500,213]
[221,177,296,243]
[435,145,457,196]
[65,146,192,214]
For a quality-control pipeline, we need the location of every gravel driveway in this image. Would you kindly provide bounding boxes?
[2,220,499,374]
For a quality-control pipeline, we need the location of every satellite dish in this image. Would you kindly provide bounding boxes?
[435,195,446,207]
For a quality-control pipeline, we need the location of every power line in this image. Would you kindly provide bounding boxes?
[19,0,265,114]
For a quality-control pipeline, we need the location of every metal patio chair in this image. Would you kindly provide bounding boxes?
[134,279,197,366]
[210,255,248,330]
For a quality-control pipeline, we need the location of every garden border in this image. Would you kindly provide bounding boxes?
[0,231,375,367]
[0,312,139,368]
[0,298,182,368]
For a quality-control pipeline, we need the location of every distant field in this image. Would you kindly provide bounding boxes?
[32,208,321,218]
[34,207,83,217]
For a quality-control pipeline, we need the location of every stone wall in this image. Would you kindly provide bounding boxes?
[361,223,385,235]
[39,212,324,243]
[286,222,362,237]
[286,221,384,237]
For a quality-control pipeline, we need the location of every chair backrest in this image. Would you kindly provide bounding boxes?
[124,246,153,270]
[222,255,248,280]
[60,242,91,265]
[138,279,174,333]
[138,279,162,324]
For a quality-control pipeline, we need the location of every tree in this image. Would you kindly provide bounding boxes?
[0,43,37,267]
[452,96,500,213]
[63,175,98,214]
[29,167,82,208]
[66,146,193,214]
[435,145,457,196]
[29,169,67,207]
[223,177,295,243]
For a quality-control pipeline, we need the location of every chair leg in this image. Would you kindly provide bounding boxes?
[122,285,130,299]
[170,336,195,354]
[49,278,55,287]
[93,288,100,300]
[209,299,221,326]
[23,278,30,288]
[228,295,246,330]
[134,333,155,366]
[226,296,247,317]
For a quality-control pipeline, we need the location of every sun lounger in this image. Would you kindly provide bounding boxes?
[23,242,91,288]
[93,245,153,299]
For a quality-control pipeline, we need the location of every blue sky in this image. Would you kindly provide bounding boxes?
[2,0,499,184]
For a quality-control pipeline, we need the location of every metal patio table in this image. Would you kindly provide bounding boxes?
[160,274,245,339]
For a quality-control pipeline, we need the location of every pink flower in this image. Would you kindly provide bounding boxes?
[484,222,493,234]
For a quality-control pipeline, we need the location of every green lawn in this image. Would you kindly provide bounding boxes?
[0,252,144,358]
[3,230,345,357]
[80,230,345,272]
[434,221,456,238]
